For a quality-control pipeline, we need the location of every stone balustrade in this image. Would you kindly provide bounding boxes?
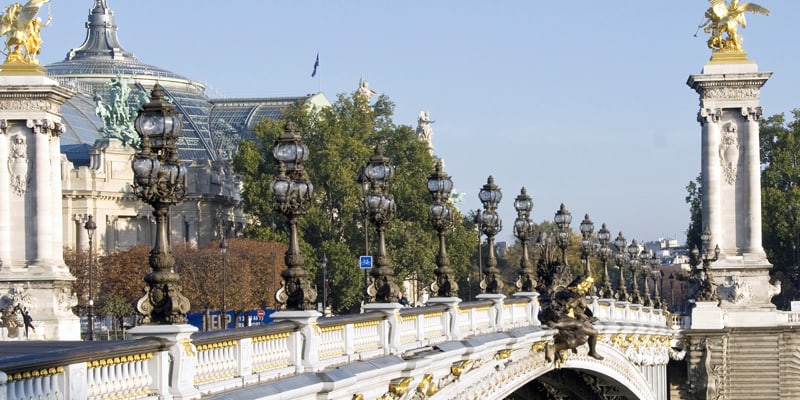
[1,295,674,400]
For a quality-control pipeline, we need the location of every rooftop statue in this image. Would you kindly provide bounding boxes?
[94,75,148,148]
[0,0,51,65]
[698,0,769,53]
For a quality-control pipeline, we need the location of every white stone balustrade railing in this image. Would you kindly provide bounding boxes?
[1,295,673,400]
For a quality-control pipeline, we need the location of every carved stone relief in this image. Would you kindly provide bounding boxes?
[8,134,29,196]
[719,123,740,185]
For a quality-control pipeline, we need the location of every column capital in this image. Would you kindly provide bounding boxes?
[741,106,763,121]
[25,119,64,136]
[698,108,722,125]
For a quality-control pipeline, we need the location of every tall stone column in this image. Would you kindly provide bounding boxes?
[0,74,79,340]
[688,60,777,324]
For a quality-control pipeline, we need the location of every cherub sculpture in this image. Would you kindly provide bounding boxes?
[698,0,769,52]
[539,276,604,362]
[0,0,51,64]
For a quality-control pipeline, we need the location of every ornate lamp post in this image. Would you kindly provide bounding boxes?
[650,253,662,309]
[363,146,400,303]
[271,122,317,310]
[219,234,227,329]
[428,160,457,297]
[513,187,535,292]
[596,223,614,298]
[554,204,572,265]
[613,232,630,302]
[692,227,720,301]
[84,215,96,340]
[627,239,642,304]
[579,214,595,278]
[640,249,653,307]
[131,84,191,324]
[478,176,503,294]
[356,169,370,304]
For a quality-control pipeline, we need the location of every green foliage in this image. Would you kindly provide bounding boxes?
[234,90,477,313]
[685,174,702,264]
[760,110,800,308]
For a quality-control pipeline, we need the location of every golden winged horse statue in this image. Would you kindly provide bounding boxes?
[699,0,769,52]
[0,0,50,65]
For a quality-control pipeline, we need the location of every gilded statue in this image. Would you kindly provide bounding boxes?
[698,0,769,53]
[0,0,50,65]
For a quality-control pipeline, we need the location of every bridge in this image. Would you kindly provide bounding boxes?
[0,294,683,400]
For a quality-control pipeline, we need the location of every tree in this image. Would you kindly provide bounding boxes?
[760,110,800,308]
[234,90,476,313]
[685,174,702,264]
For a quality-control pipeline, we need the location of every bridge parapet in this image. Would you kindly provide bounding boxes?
[1,295,676,400]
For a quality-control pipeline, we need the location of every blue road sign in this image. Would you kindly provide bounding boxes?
[359,255,373,269]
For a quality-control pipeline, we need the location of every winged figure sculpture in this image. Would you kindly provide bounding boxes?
[0,0,51,64]
[699,0,769,52]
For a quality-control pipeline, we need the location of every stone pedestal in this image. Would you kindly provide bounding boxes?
[269,310,323,372]
[0,74,79,340]
[426,297,462,339]
[127,324,200,400]
[476,293,506,329]
[363,303,402,353]
[513,291,541,326]
[691,301,724,330]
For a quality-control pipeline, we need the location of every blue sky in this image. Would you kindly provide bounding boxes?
[39,1,799,244]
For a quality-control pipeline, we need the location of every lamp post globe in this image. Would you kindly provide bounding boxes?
[428,160,458,298]
[84,215,96,340]
[513,187,535,292]
[478,176,503,294]
[131,84,191,325]
[271,123,317,311]
[363,145,400,303]
[554,204,572,264]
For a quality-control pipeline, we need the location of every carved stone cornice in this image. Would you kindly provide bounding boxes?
[687,73,772,99]
[0,85,74,115]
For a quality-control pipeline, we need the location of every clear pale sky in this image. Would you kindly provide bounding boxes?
[39,1,800,244]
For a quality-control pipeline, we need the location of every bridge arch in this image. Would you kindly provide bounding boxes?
[433,341,656,400]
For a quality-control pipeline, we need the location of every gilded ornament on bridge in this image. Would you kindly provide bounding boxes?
[698,0,769,55]
[0,0,50,68]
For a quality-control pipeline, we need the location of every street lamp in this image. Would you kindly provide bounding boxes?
[691,227,720,301]
[640,248,653,307]
[428,160,458,297]
[650,254,662,309]
[356,168,370,305]
[613,232,630,302]
[596,223,614,299]
[478,176,503,294]
[668,273,675,310]
[271,122,317,310]
[131,84,191,324]
[627,239,642,304]
[219,234,227,329]
[513,187,535,292]
[579,213,595,278]
[84,215,96,340]
[363,145,400,303]
[554,204,572,265]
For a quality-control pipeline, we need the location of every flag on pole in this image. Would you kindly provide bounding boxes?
[311,53,319,77]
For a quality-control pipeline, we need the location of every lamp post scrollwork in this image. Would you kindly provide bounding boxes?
[271,122,317,311]
[364,146,400,303]
[478,176,503,294]
[692,227,720,302]
[428,160,458,297]
[513,187,535,292]
[131,84,191,324]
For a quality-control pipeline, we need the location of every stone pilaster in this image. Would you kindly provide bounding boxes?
[0,74,79,340]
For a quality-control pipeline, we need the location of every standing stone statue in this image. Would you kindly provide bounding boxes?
[356,78,378,101]
[416,111,434,146]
